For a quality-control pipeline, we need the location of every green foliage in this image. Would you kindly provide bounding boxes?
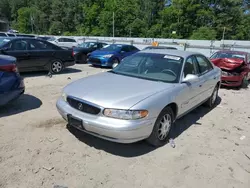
[190,27,217,40]
[1,0,250,40]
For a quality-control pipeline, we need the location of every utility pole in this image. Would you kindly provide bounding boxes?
[222,27,226,49]
[129,28,132,37]
[112,12,115,38]
[30,14,34,33]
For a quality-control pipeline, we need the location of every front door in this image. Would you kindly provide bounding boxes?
[3,39,30,71]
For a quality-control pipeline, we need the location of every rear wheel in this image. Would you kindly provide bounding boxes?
[50,60,63,74]
[146,107,174,147]
[80,54,87,64]
[205,85,218,108]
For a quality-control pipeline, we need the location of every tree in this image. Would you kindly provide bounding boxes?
[190,27,217,40]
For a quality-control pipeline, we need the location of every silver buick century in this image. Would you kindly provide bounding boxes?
[56,50,221,147]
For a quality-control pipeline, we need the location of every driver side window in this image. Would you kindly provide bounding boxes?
[183,56,198,78]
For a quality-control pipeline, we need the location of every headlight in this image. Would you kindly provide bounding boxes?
[103,109,148,120]
[103,54,113,58]
[62,93,67,102]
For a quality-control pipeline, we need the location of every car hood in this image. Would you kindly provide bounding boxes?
[211,58,245,70]
[64,72,175,109]
[90,50,118,56]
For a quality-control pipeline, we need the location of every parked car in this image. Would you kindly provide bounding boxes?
[73,42,108,64]
[143,46,177,50]
[36,36,53,41]
[87,44,139,67]
[0,55,25,106]
[0,37,75,74]
[16,34,36,38]
[0,32,8,37]
[210,50,250,88]
[48,37,78,48]
[57,50,221,147]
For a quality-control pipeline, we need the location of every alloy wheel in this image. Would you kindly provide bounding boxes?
[158,114,172,140]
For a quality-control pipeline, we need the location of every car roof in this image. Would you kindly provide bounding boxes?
[215,50,248,55]
[139,49,202,58]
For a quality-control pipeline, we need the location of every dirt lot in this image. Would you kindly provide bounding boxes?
[0,64,250,188]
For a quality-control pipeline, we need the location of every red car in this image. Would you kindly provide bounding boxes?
[210,51,250,88]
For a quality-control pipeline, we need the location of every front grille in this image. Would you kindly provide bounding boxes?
[89,57,101,64]
[67,97,101,115]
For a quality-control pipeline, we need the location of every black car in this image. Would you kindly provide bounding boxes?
[143,46,178,50]
[0,37,75,74]
[73,42,108,63]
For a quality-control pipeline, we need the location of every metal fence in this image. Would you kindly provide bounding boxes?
[42,35,250,57]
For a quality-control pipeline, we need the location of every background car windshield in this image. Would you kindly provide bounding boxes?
[47,37,56,41]
[78,42,95,48]
[0,38,11,47]
[211,52,246,60]
[112,53,183,83]
[101,44,122,51]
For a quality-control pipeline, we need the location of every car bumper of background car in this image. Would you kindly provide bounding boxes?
[88,57,114,67]
[221,75,243,87]
[56,97,155,143]
[64,60,75,67]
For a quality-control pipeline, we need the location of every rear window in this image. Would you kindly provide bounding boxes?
[211,52,246,60]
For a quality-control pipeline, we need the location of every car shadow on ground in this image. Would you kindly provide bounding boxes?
[67,97,222,157]
[170,97,222,139]
[21,68,82,78]
[0,94,42,118]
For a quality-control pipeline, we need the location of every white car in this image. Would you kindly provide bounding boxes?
[48,37,78,48]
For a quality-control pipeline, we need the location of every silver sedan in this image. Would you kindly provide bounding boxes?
[56,50,221,147]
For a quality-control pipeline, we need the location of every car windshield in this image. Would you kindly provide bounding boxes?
[211,52,246,60]
[47,37,56,41]
[100,44,122,51]
[0,38,12,47]
[111,53,183,83]
[78,42,96,48]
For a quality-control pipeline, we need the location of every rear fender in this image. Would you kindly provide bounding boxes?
[0,71,18,93]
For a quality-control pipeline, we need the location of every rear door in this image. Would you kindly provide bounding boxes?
[195,55,217,101]
[27,39,56,70]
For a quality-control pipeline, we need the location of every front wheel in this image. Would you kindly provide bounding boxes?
[241,75,249,88]
[146,107,174,147]
[50,60,64,74]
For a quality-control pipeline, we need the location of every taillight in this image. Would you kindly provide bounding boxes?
[0,64,17,72]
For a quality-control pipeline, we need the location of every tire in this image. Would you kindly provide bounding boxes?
[80,54,87,64]
[50,60,64,74]
[112,58,119,64]
[146,107,174,147]
[205,85,218,108]
[241,75,249,88]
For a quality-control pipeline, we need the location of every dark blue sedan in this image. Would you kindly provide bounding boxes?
[0,55,25,106]
[87,44,139,67]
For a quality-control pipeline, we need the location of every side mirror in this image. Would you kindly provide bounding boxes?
[121,50,125,53]
[182,74,199,83]
[112,63,118,69]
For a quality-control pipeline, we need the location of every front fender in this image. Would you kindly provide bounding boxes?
[129,85,180,120]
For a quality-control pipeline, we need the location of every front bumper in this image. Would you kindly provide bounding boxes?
[221,75,243,87]
[87,57,114,67]
[56,98,155,143]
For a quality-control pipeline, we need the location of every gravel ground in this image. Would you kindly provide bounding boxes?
[0,64,250,188]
